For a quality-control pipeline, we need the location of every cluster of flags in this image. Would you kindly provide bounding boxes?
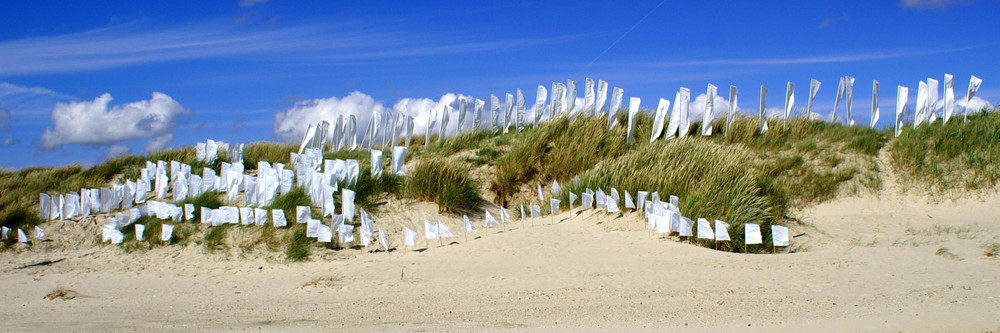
[194,139,243,164]
[1,225,44,244]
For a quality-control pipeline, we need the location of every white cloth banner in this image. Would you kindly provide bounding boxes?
[39,193,51,220]
[569,192,578,209]
[550,199,561,215]
[581,193,593,209]
[696,218,714,239]
[745,223,762,245]
[914,81,928,128]
[759,86,769,134]
[702,84,717,136]
[784,82,795,129]
[895,85,909,137]
[626,97,640,144]
[584,78,596,115]
[678,87,692,138]
[339,224,355,244]
[772,225,789,246]
[272,209,287,227]
[608,87,624,130]
[404,226,417,246]
[965,75,983,123]
[500,207,511,222]
[464,215,476,233]
[624,191,635,210]
[534,85,547,125]
[134,224,145,241]
[530,204,541,218]
[727,85,738,136]
[240,207,254,225]
[342,189,356,222]
[307,219,321,237]
[254,208,267,226]
[942,74,954,124]
[503,93,514,133]
[651,97,670,142]
[34,226,44,240]
[679,217,694,237]
[371,150,383,178]
[317,224,333,243]
[391,146,407,176]
[807,79,820,116]
[296,206,311,224]
[871,80,881,128]
[161,224,174,242]
[424,220,439,239]
[715,220,731,241]
[485,209,499,227]
[565,79,577,115]
[378,228,389,250]
[596,80,608,117]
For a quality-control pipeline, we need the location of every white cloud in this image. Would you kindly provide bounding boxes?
[273,91,388,142]
[102,144,131,160]
[900,0,969,9]
[0,109,9,130]
[40,92,188,150]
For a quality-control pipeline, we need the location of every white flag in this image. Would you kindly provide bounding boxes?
[636,191,648,211]
[516,89,526,131]
[306,219,322,238]
[404,226,417,246]
[584,78,596,115]
[135,224,145,241]
[551,180,561,195]
[942,74,955,124]
[807,79,820,116]
[596,80,608,117]
[464,215,476,233]
[772,225,789,247]
[714,220,730,241]
[424,220,439,239]
[626,97,640,144]
[534,85,548,125]
[378,228,389,250]
[438,221,455,238]
[485,209,500,227]
[17,228,28,243]
[272,209,287,227]
[569,192,578,209]
[871,80,881,128]
[696,218,714,239]
[784,82,795,129]
[296,206,310,224]
[624,191,635,210]
[254,208,267,226]
[895,85,909,137]
[338,224,355,244]
[565,79,577,115]
[521,204,526,220]
[679,217,694,237]
[33,226,44,240]
[914,81,928,128]
[608,87,624,130]
[727,85,738,136]
[927,78,939,124]
[161,224,174,242]
[371,150,383,178]
[1,226,8,240]
[391,146,407,176]
[184,204,195,221]
[531,204,541,218]
[550,198,561,215]
[317,224,333,243]
[342,188,356,222]
[651,97,670,142]
[581,193,594,209]
[500,207,511,222]
[745,223,762,245]
[504,93,514,133]
[678,87,692,138]
[240,207,254,225]
[537,184,545,201]
[965,75,982,123]
[606,198,620,213]
[702,84,717,136]
[665,92,682,139]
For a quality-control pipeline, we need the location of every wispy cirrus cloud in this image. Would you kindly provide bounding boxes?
[900,0,971,9]
[642,43,996,67]
[0,21,591,75]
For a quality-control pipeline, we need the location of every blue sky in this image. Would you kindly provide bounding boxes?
[1,0,997,168]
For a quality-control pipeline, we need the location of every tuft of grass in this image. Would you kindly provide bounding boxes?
[178,191,222,221]
[302,275,342,288]
[243,141,298,170]
[203,225,229,253]
[285,225,310,262]
[983,243,1000,258]
[408,159,483,213]
[350,170,401,210]
[890,109,1000,193]
[935,247,961,260]
[44,287,79,300]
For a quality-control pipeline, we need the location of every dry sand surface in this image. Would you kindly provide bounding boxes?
[3,184,1000,331]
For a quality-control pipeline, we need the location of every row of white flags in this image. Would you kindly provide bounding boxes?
[1,225,45,244]
[300,74,983,153]
[193,139,243,164]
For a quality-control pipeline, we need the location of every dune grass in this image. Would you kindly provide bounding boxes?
[890,109,1000,193]
[408,159,483,213]
[242,141,298,170]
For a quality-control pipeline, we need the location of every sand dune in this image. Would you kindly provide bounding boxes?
[3,174,1000,331]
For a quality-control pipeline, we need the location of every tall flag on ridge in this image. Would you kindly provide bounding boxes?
[566,79,577,115]
[965,75,982,123]
[759,86,769,134]
[726,85,738,137]
[534,85,547,125]
[895,85,908,137]
[807,79,820,118]
[678,87,691,138]
[702,84,717,136]
[784,82,795,130]
[871,80,880,128]
[584,78,596,115]
[596,80,608,117]
[608,87,624,130]
[651,97,670,142]
[626,97,640,144]
[942,74,955,124]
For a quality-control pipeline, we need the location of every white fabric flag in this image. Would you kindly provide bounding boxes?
[656,211,673,234]
[516,89,526,131]
[240,207,254,225]
[596,80,608,117]
[665,92,682,139]
[521,204,526,220]
[726,85,738,136]
[565,79,577,115]
[845,76,856,126]
[424,220,439,239]
[745,223,763,245]
[606,198,620,213]
[678,217,694,237]
[378,228,389,250]
[464,215,476,233]
[102,224,123,244]
[296,206,311,224]
[503,93,514,133]
[437,221,455,238]
[610,188,620,206]
[651,97,670,142]
[702,84,717,136]
[404,226,417,246]
[306,218,322,238]
[569,192,578,209]
[184,204,195,221]
[34,225,44,240]
[359,226,373,247]
[342,188,356,222]
[550,198,561,215]
[626,97,640,144]
[534,85,547,125]
[584,78,596,115]
[391,146,407,176]
[895,85,909,137]
[490,94,501,133]
[17,228,29,243]
[581,193,594,209]
[317,224,333,243]
[272,209,287,227]
[608,87,624,130]
[914,81,928,128]
[834,76,846,123]
[39,193,51,220]
[64,192,80,219]
[1,226,8,240]
[485,209,500,227]
[531,204,541,218]
[715,220,731,241]
[500,207,511,222]
[942,74,955,124]
[338,224,355,244]
[965,75,983,123]
[161,224,174,242]
[871,80,881,128]
[474,98,484,131]
[696,218,714,239]
[772,225,790,247]
[759,86,769,134]
[784,82,795,129]
[440,105,452,143]
[537,184,545,201]
[551,180,561,195]
[371,150,383,178]
[458,96,469,134]
[678,87,692,138]
[636,191,648,211]
[807,79,820,117]
[254,208,267,226]
[624,191,635,210]
[134,224,145,241]
[201,207,212,224]
[924,79,939,124]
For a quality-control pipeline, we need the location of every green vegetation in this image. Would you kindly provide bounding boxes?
[178,191,223,221]
[408,159,483,213]
[284,225,311,261]
[890,109,1000,192]
[243,141,298,170]
[203,224,229,253]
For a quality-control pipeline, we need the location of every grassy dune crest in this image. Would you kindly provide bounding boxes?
[890,110,1000,193]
